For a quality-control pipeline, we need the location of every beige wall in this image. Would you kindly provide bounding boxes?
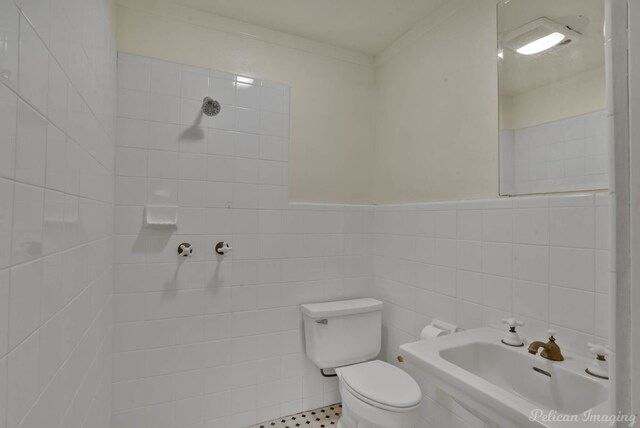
[373,0,500,204]
[506,66,606,130]
[115,0,377,204]
[115,0,506,205]
[103,0,117,33]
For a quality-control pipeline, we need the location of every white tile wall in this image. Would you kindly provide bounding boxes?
[501,111,609,195]
[113,54,373,428]
[373,193,610,357]
[0,2,116,428]
[373,193,610,427]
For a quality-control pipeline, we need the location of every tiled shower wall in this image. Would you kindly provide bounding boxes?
[112,54,373,428]
[0,1,116,428]
[501,110,608,194]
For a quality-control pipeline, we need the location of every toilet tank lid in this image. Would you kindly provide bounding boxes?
[301,298,382,318]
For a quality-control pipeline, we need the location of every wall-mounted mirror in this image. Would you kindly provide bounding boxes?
[498,0,607,196]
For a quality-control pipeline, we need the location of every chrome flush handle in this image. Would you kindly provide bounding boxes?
[316,319,328,325]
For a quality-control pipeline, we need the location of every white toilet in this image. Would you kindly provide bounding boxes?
[301,298,422,428]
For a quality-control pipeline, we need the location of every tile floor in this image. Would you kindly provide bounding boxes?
[249,404,342,428]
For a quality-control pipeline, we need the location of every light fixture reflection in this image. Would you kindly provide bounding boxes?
[515,32,565,55]
[237,76,254,85]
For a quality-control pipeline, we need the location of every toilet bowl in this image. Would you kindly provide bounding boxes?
[336,360,422,428]
[301,298,422,428]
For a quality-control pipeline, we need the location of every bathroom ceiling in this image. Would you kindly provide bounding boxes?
[173,0,449,55]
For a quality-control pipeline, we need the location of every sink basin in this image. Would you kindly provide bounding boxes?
[400,327,610,427]
[440,342,608,415]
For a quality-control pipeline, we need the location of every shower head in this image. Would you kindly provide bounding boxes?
[202,97,221,117]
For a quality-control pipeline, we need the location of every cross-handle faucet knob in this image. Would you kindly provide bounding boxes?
[587,343,610,360]
[500,318,525,347]
[502,318,525,332]
[178,243,193,256]
[215,241,232,255]
[586,343,610,379]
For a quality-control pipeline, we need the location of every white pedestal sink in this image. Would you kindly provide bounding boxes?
[400,328,610,428]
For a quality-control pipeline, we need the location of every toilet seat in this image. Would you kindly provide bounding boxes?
[336,360,422,412]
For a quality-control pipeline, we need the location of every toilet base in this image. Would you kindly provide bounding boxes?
[338,378,420,428]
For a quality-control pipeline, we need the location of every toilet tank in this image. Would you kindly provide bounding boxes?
[301,298,383,369]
